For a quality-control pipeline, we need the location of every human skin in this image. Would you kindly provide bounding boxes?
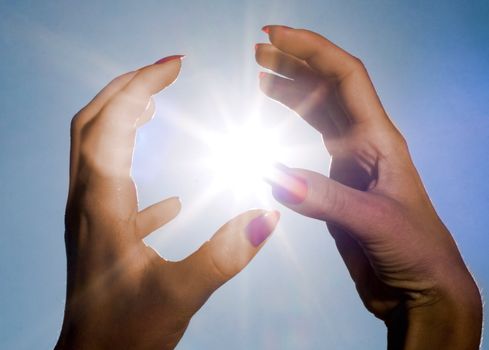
[54,56,280,350]
[256,25,482,349]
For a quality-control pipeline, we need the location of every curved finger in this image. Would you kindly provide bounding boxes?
[176,209,280,310]
[136,196,182,239]
[80,55,183,180]
[75,71,138,126]
[263,25,389,126]
[138,97,156,127]
[255,43,316,84]
[259,72,343,140]
[68,71,139,199]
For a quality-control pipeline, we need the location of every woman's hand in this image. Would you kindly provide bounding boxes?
[55,55,280,350]
[256,26,482,349]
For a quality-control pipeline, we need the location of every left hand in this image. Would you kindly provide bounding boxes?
[256,25,481,349]
[55,55,279,350]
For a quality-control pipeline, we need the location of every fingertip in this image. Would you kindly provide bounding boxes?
[154,54,185,65]
[151,54,184,83]
[266,163,309,205]
[245,210,280,247]
[262,25,293,34]
[255,43,266,62]
[169,195,182,213]
[262,25,293,46]
[123,55,184,99]
[160,56,183,84]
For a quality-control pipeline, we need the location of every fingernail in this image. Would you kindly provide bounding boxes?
[265,163,308,205]
[259,72,267,79]
[154,55,185,65]
[262,25,292,34]
[246,211,280,247]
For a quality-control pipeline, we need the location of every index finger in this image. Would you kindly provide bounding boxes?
[80,55,183,180]
[263,26,389,126]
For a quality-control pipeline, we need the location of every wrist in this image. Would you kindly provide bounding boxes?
[386,272,482,350]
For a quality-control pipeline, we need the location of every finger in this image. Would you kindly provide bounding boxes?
[68,71,138,200]
[263,25,389,126]
[177,209,280,309]
[259,72,343,140]
[255,43,316,83]
[136,196,182,239]
[80,55,183,179]
[75,71,138,126]
[265,163,396,243]
[138,97,156,127]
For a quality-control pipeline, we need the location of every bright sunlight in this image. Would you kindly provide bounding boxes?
[203,120,283,197]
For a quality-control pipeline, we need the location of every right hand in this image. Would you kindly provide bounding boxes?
[256,25,482,349]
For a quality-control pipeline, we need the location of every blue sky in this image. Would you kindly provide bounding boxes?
[1,1,488,349]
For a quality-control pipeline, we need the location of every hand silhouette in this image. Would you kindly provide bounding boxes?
[55,55,279,350]
[257,25,482,349]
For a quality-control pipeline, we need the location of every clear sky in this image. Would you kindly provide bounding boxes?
[1,1,488,349]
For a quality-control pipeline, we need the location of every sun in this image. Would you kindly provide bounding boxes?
[203,120,283,197]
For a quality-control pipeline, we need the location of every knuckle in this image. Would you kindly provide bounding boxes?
[395,132,410,153]
[71,111,88,133]
[315,179,346,220]
[78,127,127,180]
[347,56,366,75]
[208,246,234,282]
[384,128,410,156]
[105,91,146,120]
[350,55,364,68]
[326,188,347,218]
[108,71,134,86]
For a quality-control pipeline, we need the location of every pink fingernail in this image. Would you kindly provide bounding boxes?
[259,72,267,79]
[154,55,185,65]
[265,163,308,205]
[261,25,292,34]
[246,211,280,247]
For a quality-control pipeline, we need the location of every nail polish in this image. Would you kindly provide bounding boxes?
[265,163,308,205]
[154,55,185,65]
[262,25,292,34]
[246,211,280,247]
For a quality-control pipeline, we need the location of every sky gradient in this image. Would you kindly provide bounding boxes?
[1,1,488,349]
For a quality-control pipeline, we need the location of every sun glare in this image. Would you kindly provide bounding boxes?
[204,121,283,197]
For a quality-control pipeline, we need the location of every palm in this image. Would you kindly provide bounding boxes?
[328,153,402,320]
[64,177,192,348]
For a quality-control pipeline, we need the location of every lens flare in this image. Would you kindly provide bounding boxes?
[204,121,283,196]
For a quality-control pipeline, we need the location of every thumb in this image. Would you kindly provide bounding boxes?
[266,163,385,242]
[177,209,280,309]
